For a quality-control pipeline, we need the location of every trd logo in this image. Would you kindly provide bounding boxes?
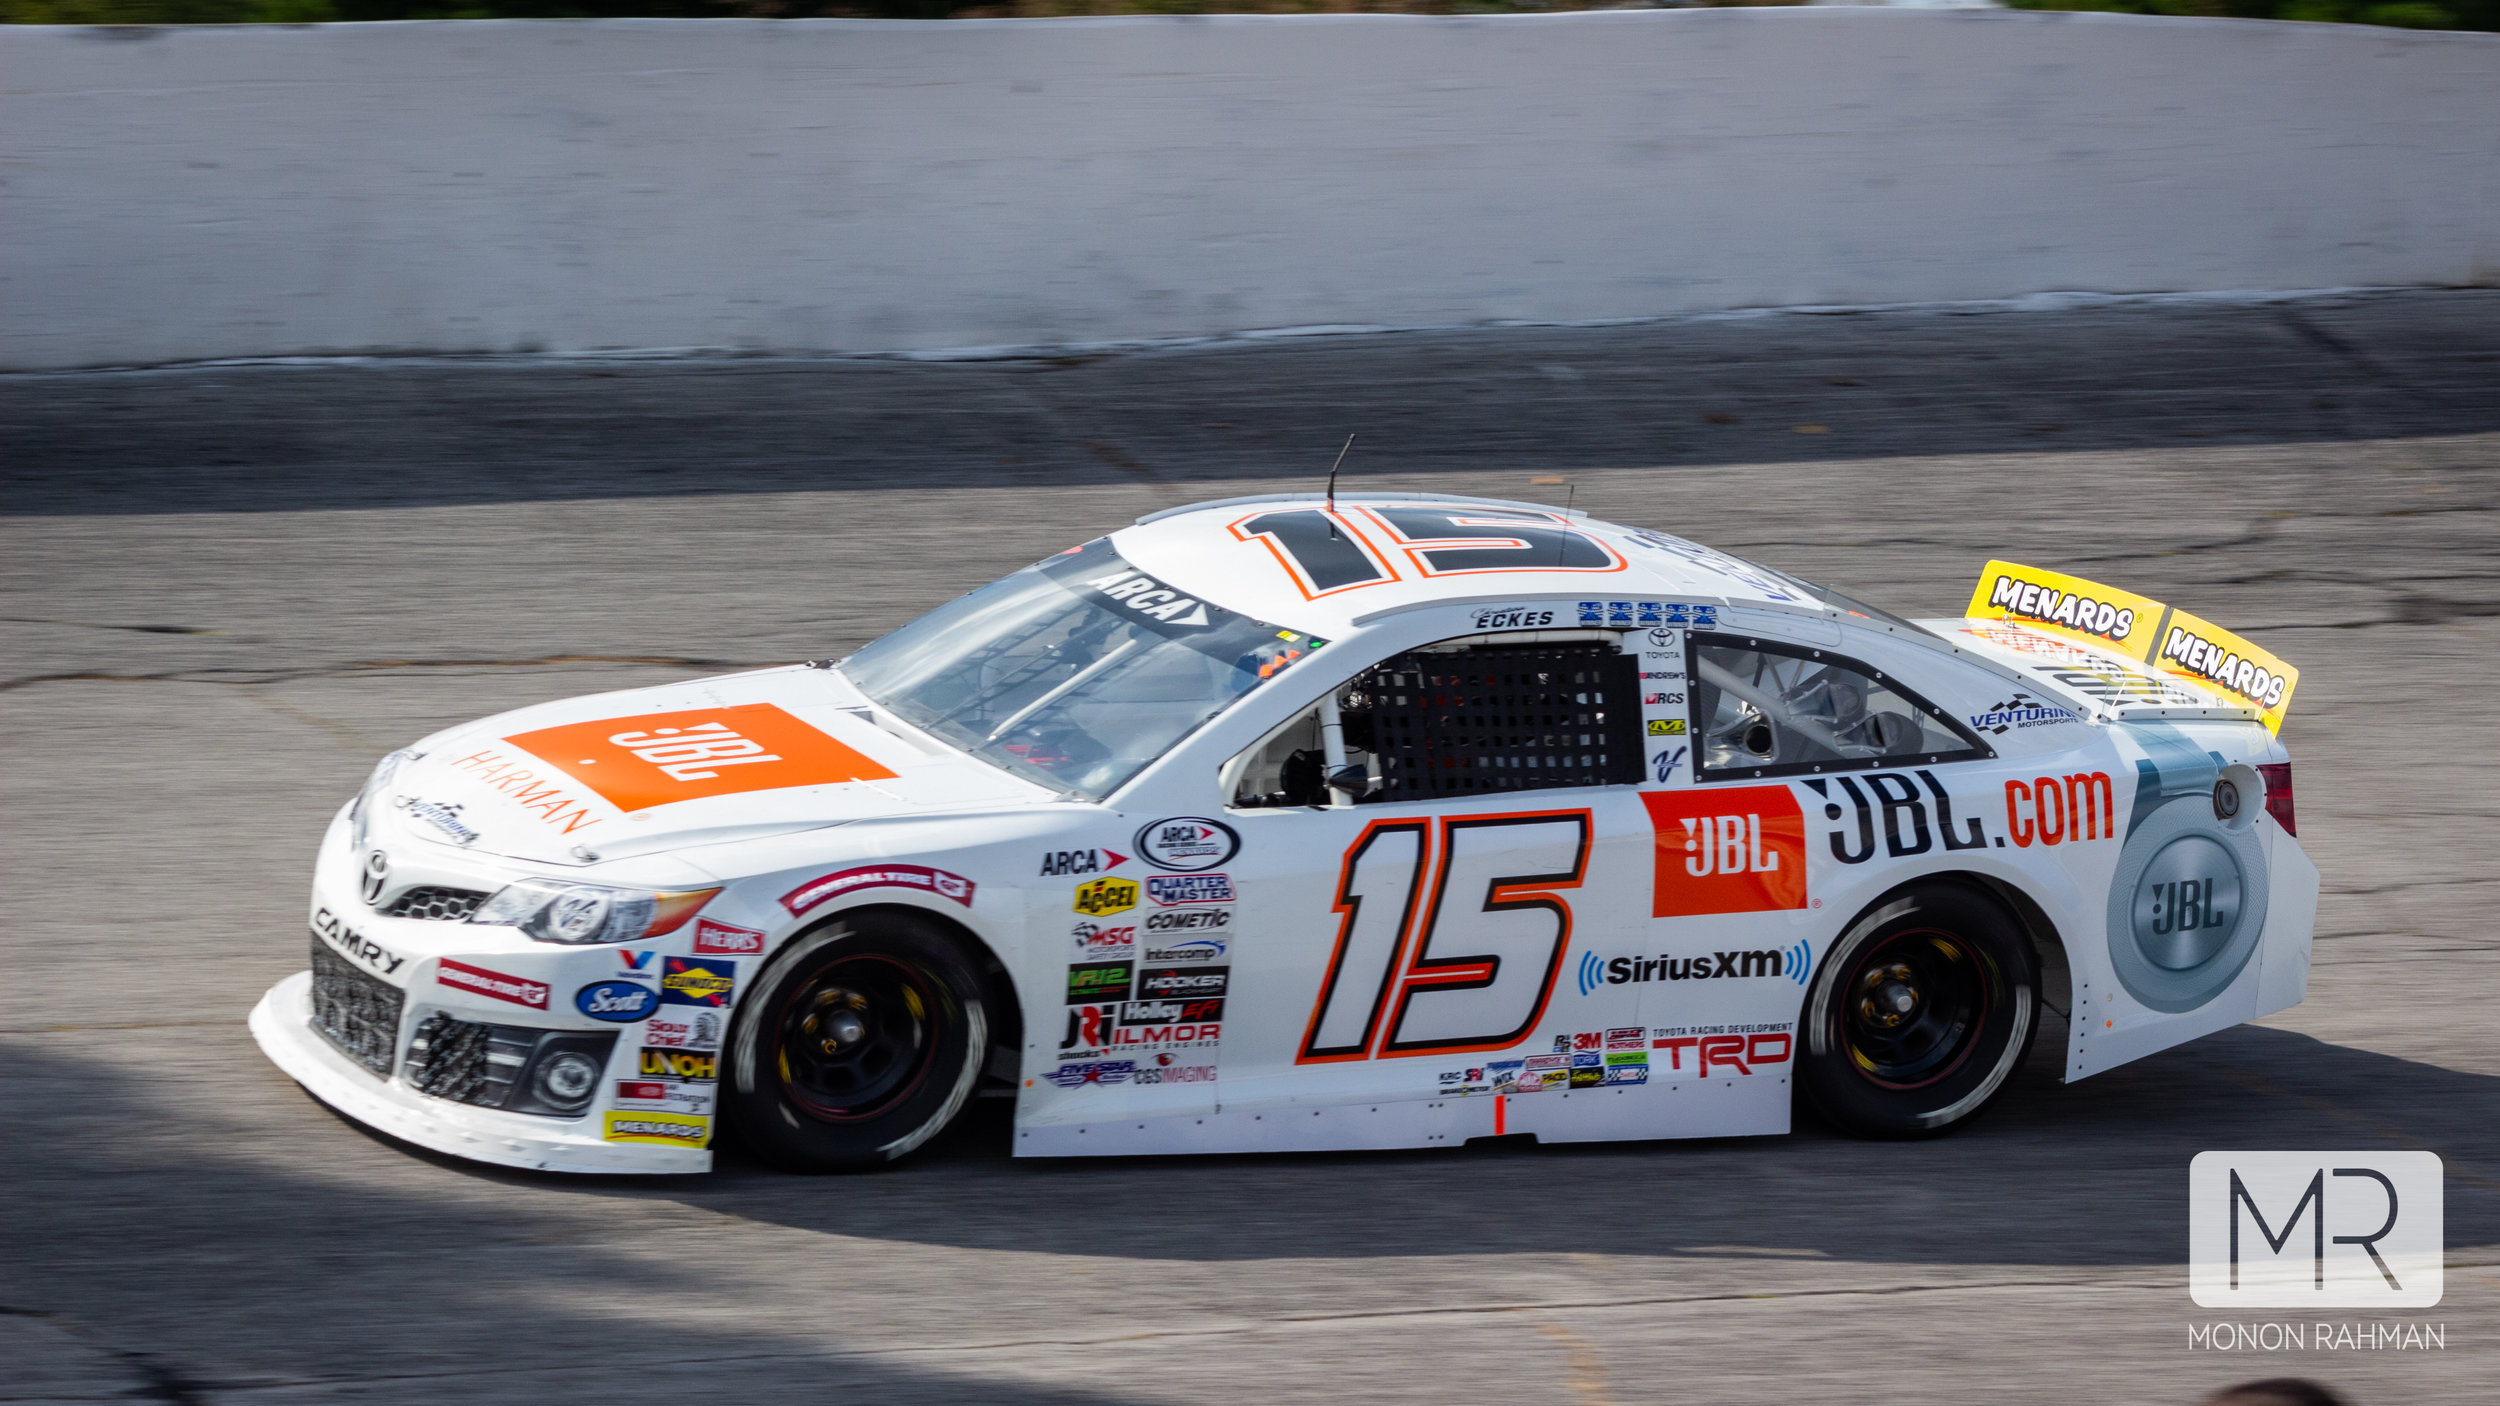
[1806,770,1991,864]
[1652,1031,1790,1077]
[2004,773,2115,847]
[1639,787,1806,917]
[2188,1152,2444,1307]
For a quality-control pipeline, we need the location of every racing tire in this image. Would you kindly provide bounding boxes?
[727,910,989,1173]
[1799,883,2038,1139]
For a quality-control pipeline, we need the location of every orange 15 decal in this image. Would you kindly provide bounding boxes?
[1232,506,1623,600]
[1640,787,1807,917]
[1300,812,1591,1062]
[503,704,897,812]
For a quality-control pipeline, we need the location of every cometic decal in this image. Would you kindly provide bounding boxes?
[503,703,897,813]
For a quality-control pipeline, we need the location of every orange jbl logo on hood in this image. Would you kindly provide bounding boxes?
[504,704,895,812]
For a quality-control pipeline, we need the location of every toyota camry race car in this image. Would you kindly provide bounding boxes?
[252,493,2316,1173]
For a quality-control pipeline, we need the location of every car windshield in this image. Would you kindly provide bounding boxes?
[840,539,1324,799]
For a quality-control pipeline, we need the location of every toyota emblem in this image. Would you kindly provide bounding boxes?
[361,848,390,905]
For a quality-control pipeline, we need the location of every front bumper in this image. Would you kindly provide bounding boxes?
[252,970,711,1174]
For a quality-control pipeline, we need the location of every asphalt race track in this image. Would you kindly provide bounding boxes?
[4,290,2496,1406]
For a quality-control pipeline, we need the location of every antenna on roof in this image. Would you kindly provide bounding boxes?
[1324,434,1355,538]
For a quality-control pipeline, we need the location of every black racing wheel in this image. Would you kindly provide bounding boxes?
[727,909,988,1172]
[1799,883,2038,1138]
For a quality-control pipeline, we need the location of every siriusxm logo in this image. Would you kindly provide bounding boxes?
[1575,940,1812,996]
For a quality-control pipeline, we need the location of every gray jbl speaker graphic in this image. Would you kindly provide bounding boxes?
[2105,724,2269,1013]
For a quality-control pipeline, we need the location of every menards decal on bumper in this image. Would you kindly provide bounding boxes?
[1966,560,2299,732]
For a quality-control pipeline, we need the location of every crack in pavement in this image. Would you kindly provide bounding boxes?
[0,1305,218,1405]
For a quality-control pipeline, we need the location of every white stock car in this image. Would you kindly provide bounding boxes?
[252,493,2318,1174]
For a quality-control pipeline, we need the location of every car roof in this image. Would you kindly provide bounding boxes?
[1111,492,1828,637]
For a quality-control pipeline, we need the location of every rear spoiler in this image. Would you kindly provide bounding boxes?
[1963,560,2299,734]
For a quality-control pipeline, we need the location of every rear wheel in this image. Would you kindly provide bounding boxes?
[1799,883,2037,1138]
[727,910,987,1172]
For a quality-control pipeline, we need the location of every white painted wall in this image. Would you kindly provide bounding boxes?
[4,12,2494,370]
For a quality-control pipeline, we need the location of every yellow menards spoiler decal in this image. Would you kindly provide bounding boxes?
[1965,560,2299,733]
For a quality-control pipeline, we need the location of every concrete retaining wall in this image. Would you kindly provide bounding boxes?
[4,12,2495,370]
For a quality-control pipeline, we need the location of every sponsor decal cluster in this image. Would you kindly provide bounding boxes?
[611,1047,717,1117]
[1051,847,1234,1093]
[783,863,976,915]
[1473,1021,1792,1093]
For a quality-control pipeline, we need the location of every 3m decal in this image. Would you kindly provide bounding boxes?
[659,957,736,1008]
[1299,811,1591,1063]
[502,704,896,814]
[639,1048,717,1082]
[1640,787,1806,917]
[1807,771,1993,864]
[1073,878,1140,916]
[437,959,550,1010]
[602,1110,710,1146]
[2006,772,2117,847]
[576,981,658,1022]
[690,918,766,956]
[782,864,976,915]
[1135,817,1239,872]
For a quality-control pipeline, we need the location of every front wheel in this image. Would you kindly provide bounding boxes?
[1799,883,2037,1138]
[727,910,988,1172]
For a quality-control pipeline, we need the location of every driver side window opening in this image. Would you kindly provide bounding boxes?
[1688,633,1987,781]
[1228,633,1643,808]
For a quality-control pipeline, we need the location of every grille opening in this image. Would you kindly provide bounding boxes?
[309,937,403,1078]
[1351,643,1643,801]
[404,1013,616,1119]
[383,886,489,922]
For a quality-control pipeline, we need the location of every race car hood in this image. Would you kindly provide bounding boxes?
[371,666,1053,867]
